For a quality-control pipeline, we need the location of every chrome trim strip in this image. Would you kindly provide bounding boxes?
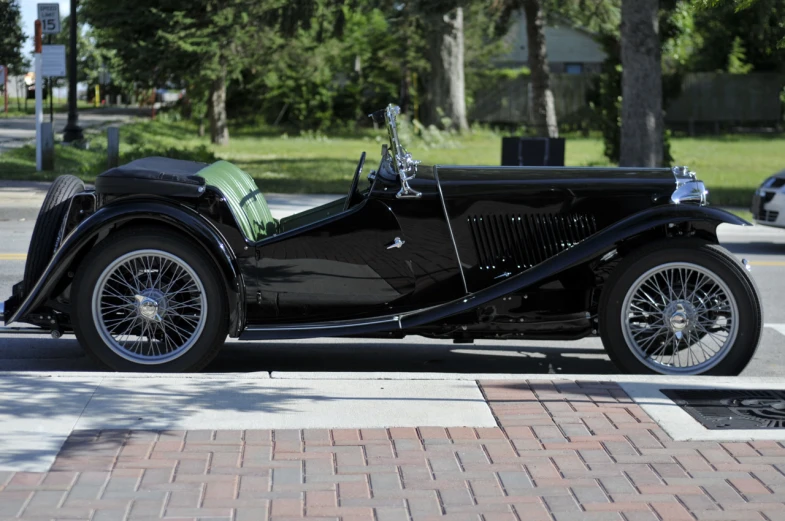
[244,316,399,332]
[434,167,469,294]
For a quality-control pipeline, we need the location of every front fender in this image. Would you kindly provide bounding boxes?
[399,204,748,329]
[8,199,245,335]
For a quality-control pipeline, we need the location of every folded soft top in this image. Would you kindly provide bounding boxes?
[95,156,208,198]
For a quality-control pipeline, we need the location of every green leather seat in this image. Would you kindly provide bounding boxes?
[196,160,277,242]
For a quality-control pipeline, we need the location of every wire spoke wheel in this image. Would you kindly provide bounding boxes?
[621,262,739,374]
[92,250,208,365]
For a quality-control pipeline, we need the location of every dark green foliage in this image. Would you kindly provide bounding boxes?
[229,3,406,129]
[0,0,26,74]
[691,0,785,72]
[226,0,504,130]
[587,36,621,163]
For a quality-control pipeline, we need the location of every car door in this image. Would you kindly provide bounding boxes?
[243,199,416,324]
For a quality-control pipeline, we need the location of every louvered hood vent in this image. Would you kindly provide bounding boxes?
[467,213,597,270]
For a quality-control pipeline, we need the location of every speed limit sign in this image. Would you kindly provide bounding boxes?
[37,3,61,35]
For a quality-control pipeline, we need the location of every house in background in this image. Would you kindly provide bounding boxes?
[498,12,607,74]
[470,13,606,125]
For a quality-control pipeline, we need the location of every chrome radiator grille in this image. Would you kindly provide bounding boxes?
[467,214,597,270]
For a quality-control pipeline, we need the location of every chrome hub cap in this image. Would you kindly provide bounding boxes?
[135,289,166,322]
[92,250,207,365]
[665,301,696,339]
[621,262,738,374]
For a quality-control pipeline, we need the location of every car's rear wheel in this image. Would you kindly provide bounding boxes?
[599,239,761,376]
[72,228,228,372]
[24,175,84,294]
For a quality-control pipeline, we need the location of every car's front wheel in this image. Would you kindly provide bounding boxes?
[599,239,762,376]
[72,227,228,372]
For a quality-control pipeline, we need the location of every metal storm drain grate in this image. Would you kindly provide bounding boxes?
[661,389,785,429]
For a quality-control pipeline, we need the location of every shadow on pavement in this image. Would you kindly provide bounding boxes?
[0,337,618,375]
[211,340,617,375]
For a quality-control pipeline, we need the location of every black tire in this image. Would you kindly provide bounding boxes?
[72,227,228,372]
[24,175,85,294]
[599,239,762,376]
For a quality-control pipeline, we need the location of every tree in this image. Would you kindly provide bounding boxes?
[53,16,120,91]
[0,0,26,74]
[413,1,470,132]
[522,0,557,137]
[619,0,663,167]
[492,0,558,137]
[83,0,290,145]
[691,0,785,72]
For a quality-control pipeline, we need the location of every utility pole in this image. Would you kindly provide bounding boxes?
[62,0,83,143]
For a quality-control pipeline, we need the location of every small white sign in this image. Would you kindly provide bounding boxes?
[0,66,6,85]
[41,45,66,77]
[37,3,61,35]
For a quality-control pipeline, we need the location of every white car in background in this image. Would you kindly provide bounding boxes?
[752,169,785,227]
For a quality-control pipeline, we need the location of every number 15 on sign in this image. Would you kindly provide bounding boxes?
[37,3,61,35]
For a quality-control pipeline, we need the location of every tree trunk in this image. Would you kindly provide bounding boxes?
[620,0,663,167]
[209,66,229,146]
[424,7,469,133]
[522,0,558,138]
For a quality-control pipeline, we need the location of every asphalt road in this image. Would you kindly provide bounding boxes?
[0,109,142,152]
[1,204,784,376]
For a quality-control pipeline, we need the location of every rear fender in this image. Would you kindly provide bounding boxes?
[7,199,245,335]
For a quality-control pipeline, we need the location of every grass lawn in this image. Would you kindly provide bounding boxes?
[0,118,783,208]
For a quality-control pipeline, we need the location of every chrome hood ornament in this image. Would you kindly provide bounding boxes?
[370,104,422,199]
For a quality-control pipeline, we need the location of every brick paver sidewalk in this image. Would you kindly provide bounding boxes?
[2,380,785,520]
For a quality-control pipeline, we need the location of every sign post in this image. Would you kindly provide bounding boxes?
[34,20,43,171]
[0,65,7,115]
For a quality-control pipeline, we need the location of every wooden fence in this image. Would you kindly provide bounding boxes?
[471,72,785,129]
[665,73,784,126]
[470,74,595,126]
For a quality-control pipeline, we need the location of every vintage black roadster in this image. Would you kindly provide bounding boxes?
[0,105,762,375]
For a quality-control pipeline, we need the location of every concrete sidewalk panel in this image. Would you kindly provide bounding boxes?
[0,376,104,471]
[71,378,495,431]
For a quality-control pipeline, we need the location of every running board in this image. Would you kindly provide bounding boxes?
[239,315,401,340]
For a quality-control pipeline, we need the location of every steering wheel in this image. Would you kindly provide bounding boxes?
[344,152,367,211]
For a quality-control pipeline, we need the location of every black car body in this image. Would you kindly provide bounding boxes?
[0,105,762,375]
